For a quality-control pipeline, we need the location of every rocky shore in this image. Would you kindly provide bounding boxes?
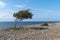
[0,23,60,40]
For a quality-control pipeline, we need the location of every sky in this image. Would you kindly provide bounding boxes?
[0,0,60,21]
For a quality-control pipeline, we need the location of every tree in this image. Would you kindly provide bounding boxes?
[13,9,33,28]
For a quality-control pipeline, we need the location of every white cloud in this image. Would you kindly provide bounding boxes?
[0,1,6,7]
[0,9,14,19]
[0,12,13,19]
[15,5,26,8]
[0,8,21,21]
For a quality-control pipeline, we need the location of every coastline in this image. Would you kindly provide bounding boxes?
[0,23,60,40]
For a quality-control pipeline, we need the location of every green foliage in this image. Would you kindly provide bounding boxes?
[13,9,33,27]
[41,23,49,26]
[47,21,52,23]
[13,9,33,19]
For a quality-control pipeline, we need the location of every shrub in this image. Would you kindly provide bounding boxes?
[47,21,52,23]
[41,23,49,26]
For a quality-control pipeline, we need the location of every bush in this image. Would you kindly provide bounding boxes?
[41,23,49,26]
[47,21,52,23]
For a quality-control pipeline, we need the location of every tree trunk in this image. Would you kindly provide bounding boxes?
[14,19,22,28]
[14,19,18,28]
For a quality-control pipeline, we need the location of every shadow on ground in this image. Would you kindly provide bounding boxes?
[31,27,48,30]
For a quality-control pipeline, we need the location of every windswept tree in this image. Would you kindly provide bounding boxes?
[13,9,33,28]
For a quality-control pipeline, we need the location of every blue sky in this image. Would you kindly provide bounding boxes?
[0,0,60,21]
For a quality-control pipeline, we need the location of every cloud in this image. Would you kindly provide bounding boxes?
[0,1,6,7]
[0,8,22,21]
[0,12,13,19]
[15,5,26,8]
[0,9,14,19]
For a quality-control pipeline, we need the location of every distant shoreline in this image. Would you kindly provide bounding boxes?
[0,21,59,29]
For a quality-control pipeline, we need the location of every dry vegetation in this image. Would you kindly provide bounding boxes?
[0,23,60,40]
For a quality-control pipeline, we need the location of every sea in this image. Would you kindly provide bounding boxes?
[0,21,59,28]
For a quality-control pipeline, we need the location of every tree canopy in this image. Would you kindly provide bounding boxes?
[13,9,33,27]
[13,9,33,20]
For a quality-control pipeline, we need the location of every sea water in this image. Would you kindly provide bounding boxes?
[0,21,59,28]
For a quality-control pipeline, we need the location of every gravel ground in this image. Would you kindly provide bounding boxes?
[0,23,60,40]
